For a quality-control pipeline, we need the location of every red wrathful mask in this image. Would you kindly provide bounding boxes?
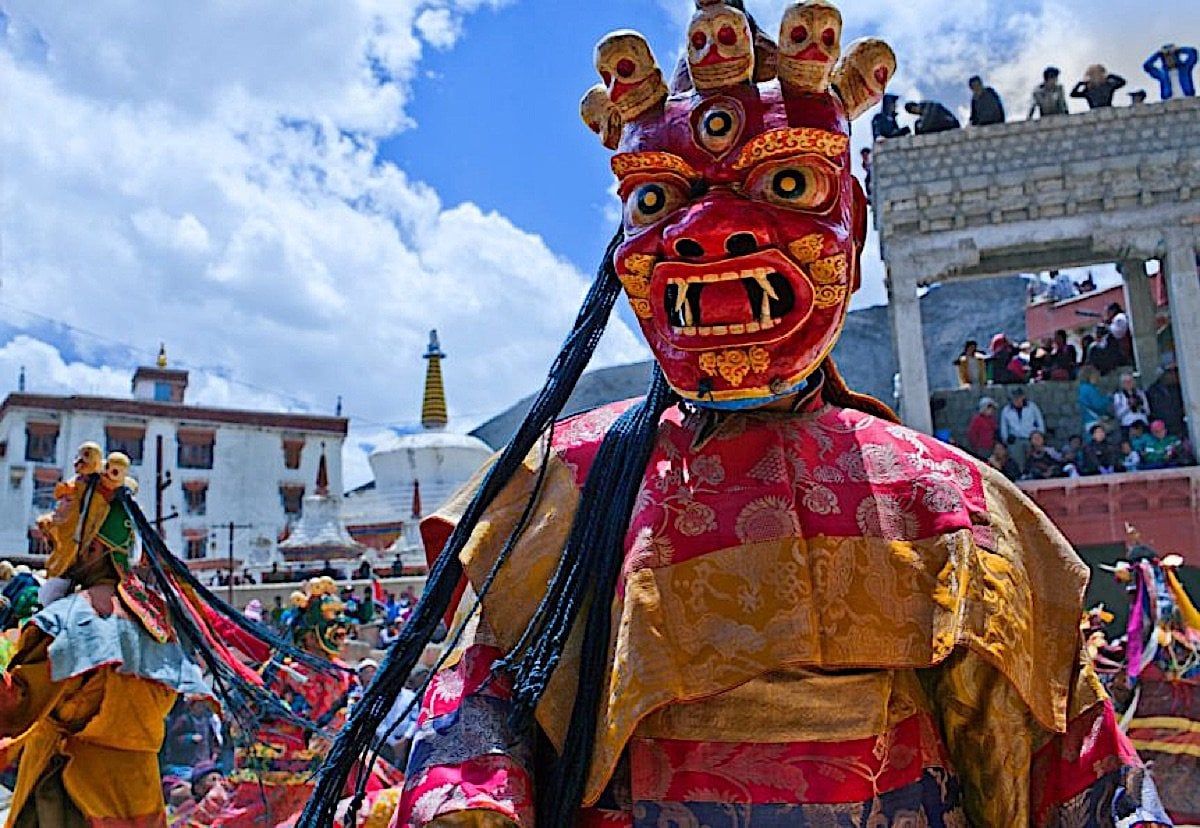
[581,0,895,409]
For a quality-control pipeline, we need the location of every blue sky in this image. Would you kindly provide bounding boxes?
[1,0,1195,486]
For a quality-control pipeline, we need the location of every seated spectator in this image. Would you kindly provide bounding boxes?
[1113,372,1151,435]
[987,441,1021,482]
[1129,421,1151,453]
[1059,434,1084,477]
[1104,302,1132,364]
[967,397,999,458]
[1029,67,1069,118]
[904,100,961,135]
[1000,387,1045,469]
[1087,325,1124,376]
[1045,329,1077,380]
[379,622,401,648]
[1147,353,1185,437]
[1139,420,1186,469]
[1024,431,1065,480]
[163,776,193,813]
[955,339,988,388]
[1119,440,1141,472]
[1070,64,1126,108]
[968,75,1006,125]
[872,94,910,141]
[989,333,1026,384]
[172,760,230,824]
[1143,43,1198,100]
[1080,424,1121,475]
[244,598,263,623]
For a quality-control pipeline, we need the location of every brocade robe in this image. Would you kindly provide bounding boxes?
[396,399,1170,827]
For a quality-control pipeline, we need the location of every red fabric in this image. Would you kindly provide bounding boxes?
[394,755,533,828]
[1031,700,1142,823]
[629,713,950,805]
[966,412,998,456]
[418,644,510,726]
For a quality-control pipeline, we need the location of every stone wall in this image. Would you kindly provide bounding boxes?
[873,97,1200,262]
[933,373,1126,450]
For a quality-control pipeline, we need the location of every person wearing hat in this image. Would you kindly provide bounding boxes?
[1000,386,1046,469]
[243,597,263,623]
[871,93,910,141]
[1029,66,1069,118]
[1148,353,1186,437]
[967,396,1000,458]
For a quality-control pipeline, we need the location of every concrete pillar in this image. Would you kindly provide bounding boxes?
[887,265,933,434]
[1163,233,1200,452]
[1120,259,1160,378]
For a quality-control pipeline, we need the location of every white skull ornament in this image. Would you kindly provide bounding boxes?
[778,0,842,94]
[580,85,623,150]
[832,38,897,119]
[686,2,754,92]
[595,31,667,122]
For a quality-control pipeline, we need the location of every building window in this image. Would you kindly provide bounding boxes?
[154,382,172,402]
[280,484,304,516]
[185,534,207,560]
[177,428,215,470]
[25,423,59,463]
[183,481,208,516]
[105,425,146,465]
[31,467,61,510]
[282,438,304,470]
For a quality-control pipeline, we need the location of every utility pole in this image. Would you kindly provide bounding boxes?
[224,521,253,605]
[153,435,176,533]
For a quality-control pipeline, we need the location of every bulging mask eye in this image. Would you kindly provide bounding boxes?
[622,178,689,231]
[745,157,838,212]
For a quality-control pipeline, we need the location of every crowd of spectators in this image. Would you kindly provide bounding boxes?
[872,44,1196,145]
[964,355,1192,482]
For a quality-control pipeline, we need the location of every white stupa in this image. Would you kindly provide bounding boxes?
[343,331,492,571]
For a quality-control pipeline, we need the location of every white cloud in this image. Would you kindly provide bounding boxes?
[0,0,647,490]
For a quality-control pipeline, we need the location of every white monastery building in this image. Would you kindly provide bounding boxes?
[0,348,347,573]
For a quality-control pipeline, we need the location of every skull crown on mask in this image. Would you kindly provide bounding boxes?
[581,0,895,409]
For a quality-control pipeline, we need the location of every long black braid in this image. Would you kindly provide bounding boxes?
[299,229,642,826]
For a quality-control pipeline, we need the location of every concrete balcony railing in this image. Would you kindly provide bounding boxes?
[1019,466,1200,562]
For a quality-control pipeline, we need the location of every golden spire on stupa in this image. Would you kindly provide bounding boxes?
[156,343,168,368]
[421,330,448,431]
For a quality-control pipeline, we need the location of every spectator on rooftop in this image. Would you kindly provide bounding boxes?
[1024,431,1065,480]
[1071,64,1126,109]
[1129,90,1148,105]
[1029,67,1069,118]
[1080,424,1121,475]
[967,397,1000,458]
[1046,329,1077,380]
[968,75,1006,125]
[1143,43,1197,100]
[860,147,873,199]
[1047,269,1077,301]
[904,100,961,135]
[872,93,911,141]
[1000,387,1045,470]
[955,339,988,388]
[1113,371,1151,436]
[987,441,1021,482]
[1147,353,1185,437]
[1077,365,1113,432]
